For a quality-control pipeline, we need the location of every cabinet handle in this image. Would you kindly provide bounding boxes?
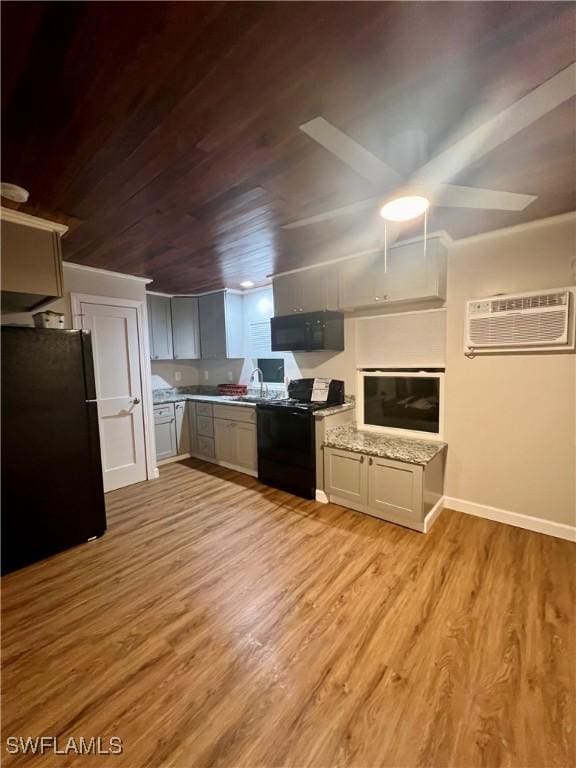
[360,455,364,463]
[369,457,373,465]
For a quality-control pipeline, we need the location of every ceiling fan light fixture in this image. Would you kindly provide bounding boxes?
[379,195,429,222]
[1,182,29,203]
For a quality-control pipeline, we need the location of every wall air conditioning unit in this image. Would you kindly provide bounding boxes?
[465,288,574,354]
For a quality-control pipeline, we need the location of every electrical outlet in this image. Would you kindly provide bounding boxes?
[174,371,182,383]
[227,371,233,382]
[204,370,209,381]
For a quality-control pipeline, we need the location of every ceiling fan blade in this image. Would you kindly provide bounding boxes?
[415,63,576,185]
[300,117,404,188]
[282,196,381,229]
[418,183,537,211]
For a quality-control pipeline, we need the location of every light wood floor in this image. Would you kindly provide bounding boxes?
[2,459,575,768]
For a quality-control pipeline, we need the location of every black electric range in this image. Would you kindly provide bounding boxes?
[256,378,345,499]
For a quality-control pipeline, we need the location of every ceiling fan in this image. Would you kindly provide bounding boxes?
[283,63,576,231]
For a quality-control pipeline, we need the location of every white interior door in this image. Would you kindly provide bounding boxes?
[81,301,147,492]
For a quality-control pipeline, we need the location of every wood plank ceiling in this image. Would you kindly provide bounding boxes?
[2,2,575,293]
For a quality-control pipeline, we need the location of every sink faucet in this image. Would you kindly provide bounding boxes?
[249,367,264,398]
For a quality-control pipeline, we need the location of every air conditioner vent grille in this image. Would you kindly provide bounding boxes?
[469,310,568,346]
[465,289,573,352]
[491,292,566,313]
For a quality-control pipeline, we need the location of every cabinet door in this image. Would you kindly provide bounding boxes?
[273,273,301,315]
[324,448,368,506]
[187,402,197,455]
[154,405,177,460]
[197,435,215,460]
[199,292,227,359]
[224,292,244,358]
[1,221,64,308]
[367,456,423,522]
[383,237,446,302]
[174,401,189,454]
[234,422,257,472]
[214,419,237,464]
[338,252,387,309]
[301,264,339,312]
[147,294,174,360]
[171,297,200,359]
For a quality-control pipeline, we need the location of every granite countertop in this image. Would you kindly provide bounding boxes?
[153,391,258,407]
[324,424,446,465]
[314,402,355,419]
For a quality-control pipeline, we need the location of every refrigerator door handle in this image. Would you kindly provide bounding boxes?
[85,399,98,403]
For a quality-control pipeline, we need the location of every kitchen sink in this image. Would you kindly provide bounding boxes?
[233,396,273,403]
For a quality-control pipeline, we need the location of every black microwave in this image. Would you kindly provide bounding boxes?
[270,311,344,352]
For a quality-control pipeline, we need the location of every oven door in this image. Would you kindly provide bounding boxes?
[256,406,316,497]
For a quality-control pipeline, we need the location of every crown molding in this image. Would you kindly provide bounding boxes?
[63,261,153,284]
[452,210,576,247]
[1,206,69,235]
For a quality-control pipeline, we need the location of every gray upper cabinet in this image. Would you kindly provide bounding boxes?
[1,219,64,311]
[199,291,243,359]
[339,251,387,309]
[147,294,173,360]
[171,296,200,359]
[338,236,447,309]
[273,264,338,316]
[383,236,447,303]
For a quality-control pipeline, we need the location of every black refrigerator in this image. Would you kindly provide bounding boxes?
[1,327,107,575]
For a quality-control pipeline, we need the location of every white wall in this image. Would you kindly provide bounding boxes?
[444,215,575,526]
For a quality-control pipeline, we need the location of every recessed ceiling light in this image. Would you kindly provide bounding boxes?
[240,281,255,289]
[380,195,429,222]
[1,182,29,203]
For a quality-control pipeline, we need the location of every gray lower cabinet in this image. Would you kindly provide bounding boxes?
[196,403,215,459]
[187,402,197,455]
[198,291,244,359]
[147,294,174,360]
[154,403,177,461]
[171,296,200,359]
[213,405,257,473]
[174,401,189,455]
[324,446,444,532]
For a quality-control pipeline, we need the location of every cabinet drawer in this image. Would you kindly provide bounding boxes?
[196,402,213,418]
[154,403,175,421]
[213,404,256,423]
[197,435,215,459]
[197,414,214,438]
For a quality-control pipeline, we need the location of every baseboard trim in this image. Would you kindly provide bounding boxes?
[315,490,329,504]
[444,496,576,542]
[423,495,445,533]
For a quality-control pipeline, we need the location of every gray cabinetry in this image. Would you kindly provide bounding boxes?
[324,448,368,506]
[199,291,243,359]
[1,219,64,311]
[213,405,257,474]
[338,235,447,309]
[273,264,338,316]
[383,236,447,303]
[366,456,422,522]
[171,297,200,359]
[324,446,444,532]
[174,401,189,455]
[147,294,173,360]
[339,252,387,309]
[154,403,177,461]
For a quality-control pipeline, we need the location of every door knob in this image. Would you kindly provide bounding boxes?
[131,397,141,405]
